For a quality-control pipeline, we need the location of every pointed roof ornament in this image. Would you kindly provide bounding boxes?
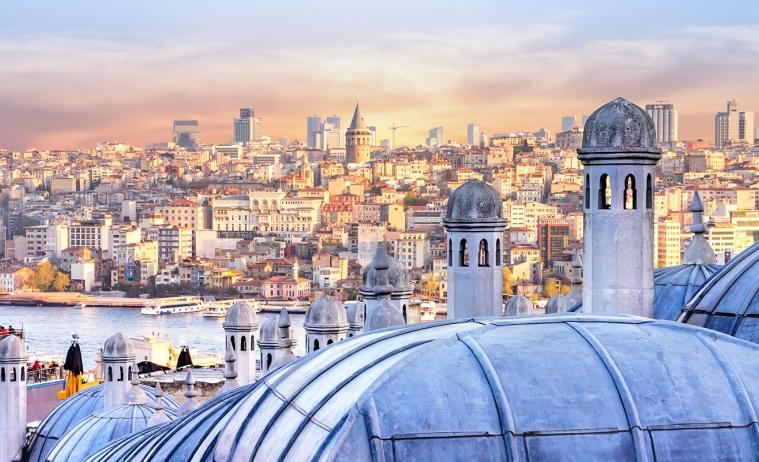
[179,369,200,415]
[372,243,394,298]
[148,382,171,426]
[219,349,239,395]
[126,365,148,405]
[278,307,293,349]
[349,100,365,130]
[683,192,717,265]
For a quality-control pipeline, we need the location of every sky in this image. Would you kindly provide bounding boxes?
[1,0,758,150]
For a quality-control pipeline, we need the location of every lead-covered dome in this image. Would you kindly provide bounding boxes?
[223,301,257,330]
[364,298,406,332]
[125,315,759,461]
[305,295,348,328]
[103,332,134,360]
[679,240,759,343]
[579,97,660,155]
[504,294,533,316]
[444,179,504,222]
[0,334,27,361]
[26,383,179,462]
[653,264,721,321]
[360,244,411,295]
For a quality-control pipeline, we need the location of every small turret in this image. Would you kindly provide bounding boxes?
[0,335,28,462]
[683,192,717,265]
[178,370,200,416]
[223,301,258,386]
[219,349,239,395]
[364,244,406,332]
[102,332,136,409]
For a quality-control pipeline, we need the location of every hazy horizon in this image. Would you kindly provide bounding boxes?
[1,0,758,150]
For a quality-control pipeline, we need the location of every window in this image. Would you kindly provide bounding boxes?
[10,367,17,382]
[448,239,453,266]
[266,353,272,369]
[1,367,4,382]
[313,339,320,351]
[496,239,502,266]
[459,239,469,267]
[585,174,591,209]
[403,305,407,322]
[241,336,247,351]
[108,366,113,381]
[598,174,611,209]
[251,336,255,349]
[118,366,124,381]
[327,339,334,345]
[646,174,653,209]
[230,336,236,351]
[478,239,489,267]
[20,367,25,381]
[623,174,637,210]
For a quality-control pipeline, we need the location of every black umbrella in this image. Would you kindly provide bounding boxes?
[176,346,193,369]
[64,335,84,376]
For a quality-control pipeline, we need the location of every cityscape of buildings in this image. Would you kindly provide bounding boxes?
[0,97,757,302]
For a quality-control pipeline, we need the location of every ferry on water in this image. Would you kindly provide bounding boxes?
[140,296,206,315]
[202,299,251,318]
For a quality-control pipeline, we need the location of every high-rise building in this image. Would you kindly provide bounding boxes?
[645,102,679,146]
[306,115,322,148]
[426,126,445,148]
[345,103,371,163]
[560,116,577,132]
[466,123,481,146]
[715,99,754,148]
[234,107,262,144]
[655,219,681,268]
[172,120,199,149]
[537,219,570,267]
[325,115,341,130]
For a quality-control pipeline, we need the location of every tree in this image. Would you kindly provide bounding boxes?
[29,262,70,292]
[502,267,514,295]
[52,272,70,292]
[543,278,560,298]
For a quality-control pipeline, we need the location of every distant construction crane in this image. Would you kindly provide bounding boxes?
[389,122,411,148]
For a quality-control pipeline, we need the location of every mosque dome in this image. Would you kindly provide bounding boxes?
[101,316,759,461]
[578,97,660,155]
[0,334,27,360]
[258,316,279,345]
[47,400,161,462]
[360,255,411,294]
[26,383,179,462]
[504,294,533,316]
[223,301,257,330]
[444,179,504,223]
[305,295,348,328]
[363,298,406,332]
[85,382,265,462]
[544,294,567,314]
[653,264,721,321]
[103,332,134,359]
[679,240,759,344]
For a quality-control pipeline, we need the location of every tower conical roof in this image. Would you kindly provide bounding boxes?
[349,102,365,130]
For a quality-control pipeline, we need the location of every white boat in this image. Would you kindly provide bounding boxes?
[74,303,86,310]
[140,296,206,316]
[202,299,248,318]
[419,301,438,322]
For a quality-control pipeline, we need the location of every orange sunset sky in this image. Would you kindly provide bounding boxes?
[1,1,758,150]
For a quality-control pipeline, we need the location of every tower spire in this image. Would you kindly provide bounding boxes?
[683,192,717,265]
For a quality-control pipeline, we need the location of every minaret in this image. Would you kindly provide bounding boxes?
[179,370,200,416]
[0,335,28,462]
[683,192,717,265]
[223,301,258,386]
[442,179,507,318]
[364,246,406,332]
[345,102,372,164]
[578,97,662,317]
[102,332,136,408]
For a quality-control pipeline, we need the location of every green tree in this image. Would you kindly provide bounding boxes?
[31,262,57,291]
[543,278,560,298]
[52,272,70,292]
[502,267,514,295]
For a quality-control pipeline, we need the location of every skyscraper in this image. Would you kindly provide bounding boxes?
[645,102,679,146]
[234,107,262,144]
[172,120,199,149]
[325,115,341,130]
[715,99,754,148]
[560,116,577,132]
[345,103,371,163]
[467,123,481,146]
[306,115,322,148]
[426,126,445,148]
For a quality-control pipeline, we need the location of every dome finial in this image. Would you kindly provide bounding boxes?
[126,364,148,405]
[147,382,172,426]
[179,370,200,415]
[372,243,394,298]
[219,349,239,395]
[278,307,293,348]
[683,191,717,265]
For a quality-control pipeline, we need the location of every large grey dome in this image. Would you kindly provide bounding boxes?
[679,240,759,344]
[579,97,660,155]
[105,315,759,461]
[47,401,162,462]
[26,383,179,462]
[305,295,348,328]
[223,301,257,330]
[653,264,721,321]
[444,179,504,222]
[103,332,134,360]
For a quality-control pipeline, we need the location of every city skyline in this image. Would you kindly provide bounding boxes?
[1,1,758,150]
